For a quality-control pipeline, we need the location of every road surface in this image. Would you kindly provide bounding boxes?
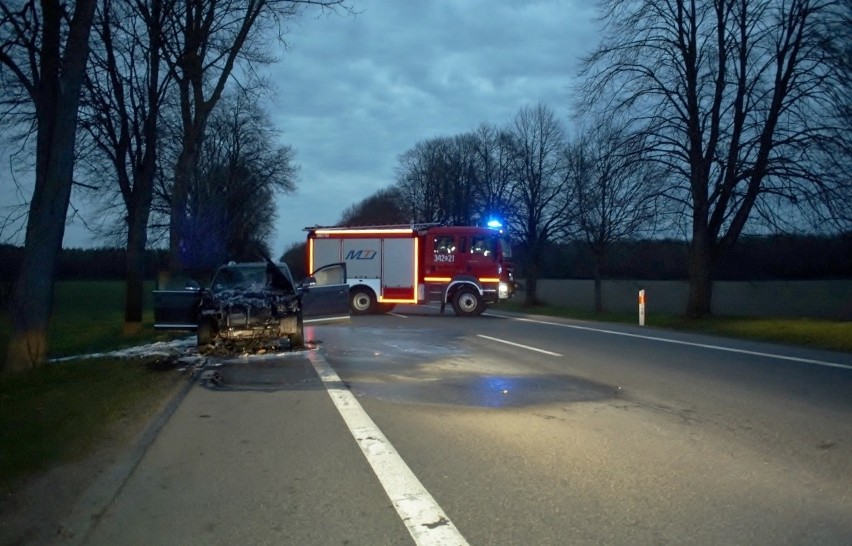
[70,306,852,545]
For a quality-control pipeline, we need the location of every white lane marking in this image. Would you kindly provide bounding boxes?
[476,334,563,357]
[487,314,852,371]
[307,351,470,546]
[388,312,409,318]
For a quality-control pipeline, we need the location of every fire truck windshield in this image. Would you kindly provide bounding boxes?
[499,237,512,259]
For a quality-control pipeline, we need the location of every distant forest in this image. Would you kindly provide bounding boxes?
[531,234,852,281]
[1,233,850,282]
[0,246,168,282]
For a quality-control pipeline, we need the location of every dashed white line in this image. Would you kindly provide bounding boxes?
[476,334,562,357]
[487,314,852,371]
[307,350,470,546]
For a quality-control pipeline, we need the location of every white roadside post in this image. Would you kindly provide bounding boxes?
[638,289,646,326]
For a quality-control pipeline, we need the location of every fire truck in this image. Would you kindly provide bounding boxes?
[305,223,515,316]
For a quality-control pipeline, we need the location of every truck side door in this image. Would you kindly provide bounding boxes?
[427,234,462,280]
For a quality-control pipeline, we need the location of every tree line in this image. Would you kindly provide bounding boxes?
[3,232,847,287]
[1,0,350,372]
[0,245,167,282]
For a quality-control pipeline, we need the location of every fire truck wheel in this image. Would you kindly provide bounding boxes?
[350,287,376,315]
[452,287,483,317]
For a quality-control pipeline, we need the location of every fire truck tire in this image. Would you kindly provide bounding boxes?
[197,318,215,346]
[452,287,484,317]
[350,287,376,315]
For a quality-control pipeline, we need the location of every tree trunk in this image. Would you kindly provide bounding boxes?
[524,273,539,306]
[3,0,97,373]
[169,152,191,273]
[523,243,541,305]
[170,127,203,273]
[594,276,603,314]
[686,227,714,318]
[123,201,150,333]
[593,247,604,313]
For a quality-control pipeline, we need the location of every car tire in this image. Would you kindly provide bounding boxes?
[350,287,376,315]
[452,287,484,317]
[197,318,215,346]
[288,315,305,349]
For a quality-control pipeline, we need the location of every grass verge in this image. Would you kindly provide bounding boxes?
[498,302,852,353]
[0,357,185,492]
[1,280,188,491]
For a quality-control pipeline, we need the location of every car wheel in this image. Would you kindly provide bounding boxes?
[197,318,215,346]
[350,287,376,315]
[288,315,305,349]
[452,287,484,317]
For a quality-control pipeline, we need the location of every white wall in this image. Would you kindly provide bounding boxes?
[529,279,852,320]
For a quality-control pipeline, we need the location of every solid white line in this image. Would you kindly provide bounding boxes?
[476,334,563,357]
[388,312,409,318]
[492,315,852,371]
[307,351,470,546]
[303,315,350,324]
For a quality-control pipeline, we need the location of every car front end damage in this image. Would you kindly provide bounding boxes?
[199,288,303,341]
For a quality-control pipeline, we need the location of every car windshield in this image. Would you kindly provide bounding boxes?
[210,263,295,294]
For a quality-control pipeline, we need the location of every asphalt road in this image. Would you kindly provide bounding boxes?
[72,306,852,545]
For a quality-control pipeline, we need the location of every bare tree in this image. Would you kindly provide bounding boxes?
[471,123,516,225]
[337,186,408,227]
[79,0,175,333]
[581,0,851,317]
[1,0,98,371]
[161,0,349,273]
[174,90,298,272]
[505,103,573,305]
[395,137,450,223]
[567,120,664,312]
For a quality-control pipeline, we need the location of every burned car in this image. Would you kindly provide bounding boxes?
[153,260,349,348]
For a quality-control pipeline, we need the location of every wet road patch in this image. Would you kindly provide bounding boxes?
[348,372,615,408]
[201,354,323,392]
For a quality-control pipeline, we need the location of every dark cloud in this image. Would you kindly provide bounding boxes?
[267,0,599,254]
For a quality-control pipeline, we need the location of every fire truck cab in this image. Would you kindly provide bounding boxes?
[306,224,514,316]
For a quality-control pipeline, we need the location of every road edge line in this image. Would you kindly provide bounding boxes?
[307,350,470,546]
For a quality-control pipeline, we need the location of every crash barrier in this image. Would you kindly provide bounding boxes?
[529,279,852,320]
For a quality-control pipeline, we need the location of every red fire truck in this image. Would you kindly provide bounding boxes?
[305,223,515,316]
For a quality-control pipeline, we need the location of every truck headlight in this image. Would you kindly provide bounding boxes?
[499,282,509,298]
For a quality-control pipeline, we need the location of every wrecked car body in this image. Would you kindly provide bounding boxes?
[154,260,349,348]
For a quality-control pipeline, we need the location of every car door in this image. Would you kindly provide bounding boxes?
[153,287,202,330]
[300,263,350,323]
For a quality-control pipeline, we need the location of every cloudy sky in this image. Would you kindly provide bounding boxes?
[0,0,601,254]
[263,0,600,254]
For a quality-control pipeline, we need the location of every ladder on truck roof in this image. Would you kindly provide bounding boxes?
[304,222,443,232]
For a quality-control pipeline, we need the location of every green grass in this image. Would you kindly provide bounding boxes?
[0,357,182,490]
[0,280,187,490]
[498,302,852,353]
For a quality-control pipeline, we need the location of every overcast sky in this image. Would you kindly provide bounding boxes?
[265,0,600,254]
[0,0,600,254]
